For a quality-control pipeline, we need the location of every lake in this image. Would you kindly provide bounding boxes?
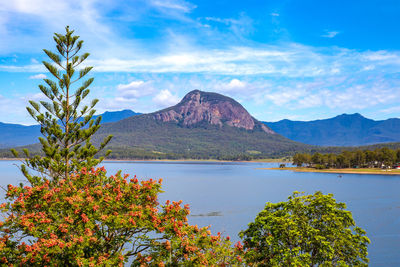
[1,160,399,266]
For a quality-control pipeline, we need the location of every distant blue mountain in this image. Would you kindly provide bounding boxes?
[0,123,41,148]
[92,110,141,124]
[0,109,140,148]
[3,110,400,149]
[264,113,400,146]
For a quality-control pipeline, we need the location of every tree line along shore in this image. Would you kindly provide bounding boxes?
[290,147,400,170]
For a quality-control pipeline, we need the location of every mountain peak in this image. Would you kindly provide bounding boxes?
[152,90,274,133]
[336,113,365,119]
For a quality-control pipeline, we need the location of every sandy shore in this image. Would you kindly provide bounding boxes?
[259,167,400,175]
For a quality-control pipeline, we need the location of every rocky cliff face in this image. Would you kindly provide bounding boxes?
[152,90,275,134]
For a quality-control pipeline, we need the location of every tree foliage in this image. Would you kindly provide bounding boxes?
[293,147,400,169]
[11,26,112,184]
[0,167,242,266]
[239,192,370,266]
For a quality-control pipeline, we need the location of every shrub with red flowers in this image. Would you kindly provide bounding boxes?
[0,166,243,266]
[0,26,243,266]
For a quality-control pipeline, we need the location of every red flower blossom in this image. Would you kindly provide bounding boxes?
[81,213,89,223]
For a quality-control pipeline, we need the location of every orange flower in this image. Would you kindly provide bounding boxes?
[81,167,87,174]
[235,241,243,250]
[81,213,89,223]
[58,223,68,233]
[64,216,74,224]
[165,240,171,250]
[85,228,93,236]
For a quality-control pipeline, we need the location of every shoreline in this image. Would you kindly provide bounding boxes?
[260,167,400,175]
[103,158,289,163]
[0,157,290,163]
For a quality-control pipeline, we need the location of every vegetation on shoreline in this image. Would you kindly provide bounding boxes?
[265,167,400,175]
[0,144,293,161]
[4,139,400,162]
[293,147,400,169]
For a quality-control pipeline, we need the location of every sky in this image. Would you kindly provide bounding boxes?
[1,0,400,125]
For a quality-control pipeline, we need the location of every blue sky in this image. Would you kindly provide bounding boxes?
[1,0,400,125]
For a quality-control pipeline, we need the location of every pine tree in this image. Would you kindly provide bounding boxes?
[11,26,112,184]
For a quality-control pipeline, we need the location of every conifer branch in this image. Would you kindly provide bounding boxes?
[15,26,112,182]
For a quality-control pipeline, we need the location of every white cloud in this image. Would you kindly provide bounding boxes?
[264,87,307,106]
[0,0,71,15]
[205,17,229,24]
[0,44,386,78]
[116,80,154,99]
[149,0,196,13]
[99,80,157,111]
[271,13,280,17]
[29,73,46,79]
[362,50,399,61]
[114,97,138,103]
[265,77,400,111]
[0,64,43,72]
[0,0,128,56]
[146,0,196,23]
[363,65,375,71]
[226,79,246,89]
[0,92,50,124]
[297,93,323,108]
[204,13,253,38]
[379,106,400,114]
[152,89,180,107]
[207,74,399,115]
[0,95,32,124]
[214,78,248,93]
[323,83,397,109]
[321,30,340,38]
[99,97,138,113]
[78,45,319,75]
[26,92,47,101]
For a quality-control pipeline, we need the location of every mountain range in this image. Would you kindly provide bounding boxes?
[1,90,400,158]
[264,113,400,146]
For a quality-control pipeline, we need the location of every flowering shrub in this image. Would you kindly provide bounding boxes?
[0,26,244,266]
[0,167,242,266]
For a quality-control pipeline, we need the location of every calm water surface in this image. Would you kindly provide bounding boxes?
[1,160,399,266]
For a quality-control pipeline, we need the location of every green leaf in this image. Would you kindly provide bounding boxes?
[10,148,19,158]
